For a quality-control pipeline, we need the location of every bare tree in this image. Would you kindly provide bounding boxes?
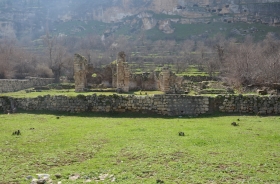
[0,40,15,78]
[44,34,70,83]
[221,34,280,87]
[178,40,195,74]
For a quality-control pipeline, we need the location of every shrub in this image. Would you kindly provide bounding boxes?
[35,65,54,78]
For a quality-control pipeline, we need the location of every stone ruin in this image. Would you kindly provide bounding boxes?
[158,67,184,94]
[74,51,183,94]
[116,51,130,93]
[74,54,88,92]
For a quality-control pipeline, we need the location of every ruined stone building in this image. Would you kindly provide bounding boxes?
[74,52,183,93]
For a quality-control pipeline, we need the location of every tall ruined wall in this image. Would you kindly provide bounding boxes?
[0,78,54,93]
[129,73,158,91]
[116,52,130,92]
[74,54,88,92]
[1,94,280,116]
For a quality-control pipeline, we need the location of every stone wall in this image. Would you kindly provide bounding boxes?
[1,94,280,116]
[2,94,209,116]
[217,95,280,114]
[0,77,54,93]
[0,97,10,111]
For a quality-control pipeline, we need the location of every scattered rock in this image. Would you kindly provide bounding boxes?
[231,122,239,126]
[31,178,38,184]
[26,175,33,180]
[156,179,164,183]
[36,179,46,184]
[99,173,109,181]
[36,174,50,180]
[30,174,52,184]
[84,179,92,183]
[12,130,21,136]
[69,174,80,181]
[94,174,115,182]
[178,132,185,136]
[111,176,116,182]
[55,174,62,179]
[31,178,46,184]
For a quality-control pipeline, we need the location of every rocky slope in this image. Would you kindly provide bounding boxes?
[0,0,280,40]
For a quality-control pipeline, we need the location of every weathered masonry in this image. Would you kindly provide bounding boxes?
[0,77,54,93]
[1,94,280,116]
[74,52,183,94]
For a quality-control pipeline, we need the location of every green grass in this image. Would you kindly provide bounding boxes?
[0,89,164,98]
[0,112,279,183]
[130,63,211,76]
[181,65,209,76]
[0,89,95,98]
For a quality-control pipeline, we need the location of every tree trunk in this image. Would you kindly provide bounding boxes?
[51,65,61,83]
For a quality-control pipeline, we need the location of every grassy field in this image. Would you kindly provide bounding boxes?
[0,112,279,183]
[0,89,165,98]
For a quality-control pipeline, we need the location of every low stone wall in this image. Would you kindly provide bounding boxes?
[218,95,280,114]
[0,97,10,111]
[1,94,280,116]
[183,75,217,82]
[0,77,54,93]
[10,95,209,116]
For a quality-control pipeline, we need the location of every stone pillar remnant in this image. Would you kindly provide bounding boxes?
[160,67,171,93]
[74,54,88,92]
[116,51,130,93]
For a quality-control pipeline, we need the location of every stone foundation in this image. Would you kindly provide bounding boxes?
[1,94,280,116]
[0,77,54,93]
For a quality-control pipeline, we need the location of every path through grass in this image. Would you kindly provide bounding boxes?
[0,112,279,183]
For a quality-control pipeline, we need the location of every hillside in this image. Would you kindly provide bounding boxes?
[0,0,280,41]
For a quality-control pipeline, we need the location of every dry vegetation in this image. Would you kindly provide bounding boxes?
[0,33,280,90]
